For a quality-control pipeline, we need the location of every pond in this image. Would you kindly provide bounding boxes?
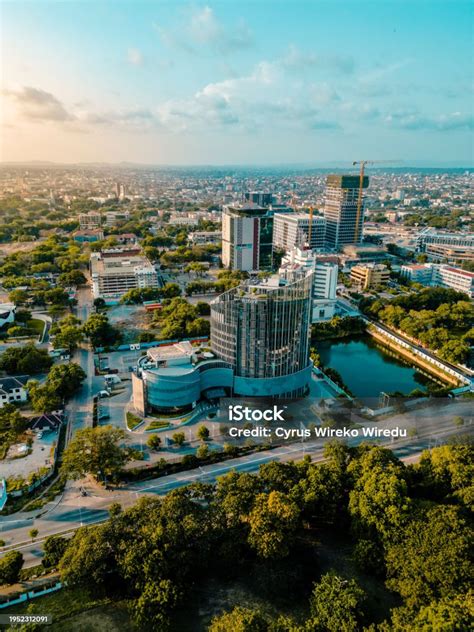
[317,335,437,400]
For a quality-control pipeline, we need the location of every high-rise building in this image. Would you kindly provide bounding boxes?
[245,191,274,206]
[280,247,338,322]
[221,204,276,271]
[211,269,313,398]
[323,175,369,249]
[273,212,326,251]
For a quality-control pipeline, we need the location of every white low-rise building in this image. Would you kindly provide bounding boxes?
[0,303,15,329]
[0,376,29,407]
[90,248,160,299]
[401,263,474,298]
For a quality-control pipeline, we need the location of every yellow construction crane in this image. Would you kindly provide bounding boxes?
[352,160,396,242]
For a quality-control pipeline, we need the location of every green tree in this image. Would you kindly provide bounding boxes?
[196,444,209,459]
[438,339,470,364]
[53,325,83,352]
[61,425,130,483]
[82,313,119,347]
[8,289,29,306]
[348,446,411,540]
[45,363,86,399]
[132,579,180,631]
[59,525,116,587]
[307,573,366,632]
[28,382,62,413]
[147,434,161,450]
[209,606,269,632]
[42,536,68,568]
[385,505,472,609]
[29,528,38,541]
[246,491,300,559]
[0,344,53,374]
[197,425,210,441]
[172,432,185,446]
[0,550,23,586]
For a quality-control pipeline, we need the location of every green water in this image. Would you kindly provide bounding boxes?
[317,335,436,399]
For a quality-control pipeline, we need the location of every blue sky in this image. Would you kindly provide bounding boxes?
[2,0,473,164]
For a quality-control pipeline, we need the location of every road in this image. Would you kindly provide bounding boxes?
[65,284,102,442]
[1,398,471,567]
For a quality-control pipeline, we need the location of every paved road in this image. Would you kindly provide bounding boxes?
[1,399,471,567]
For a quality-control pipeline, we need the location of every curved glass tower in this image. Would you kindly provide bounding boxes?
[211,270,313,398]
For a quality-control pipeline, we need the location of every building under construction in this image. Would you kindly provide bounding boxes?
[323,175,369,249]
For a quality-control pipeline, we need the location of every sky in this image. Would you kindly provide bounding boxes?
[1,0,473,165]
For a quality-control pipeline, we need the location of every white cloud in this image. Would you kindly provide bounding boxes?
[3,86,75,122]
[155,5,253,55]
[127,48,144,66]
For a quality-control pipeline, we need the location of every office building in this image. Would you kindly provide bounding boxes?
[350,263,390,289]
[105,210,130,227]
[132,270,313,413]
[188,231,222,245]
[323,175,369,248]
[273,213,326,251]
[79,211,101,230]
[90,248,160,300]
[211,269,313,397]
[416,228,474,262]
[280,247,338,321]
[133,270,313,412]
[245,191,274,206]
[222,204,274,271]
[401,263,474,298]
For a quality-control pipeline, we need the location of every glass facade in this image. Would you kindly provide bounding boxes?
[211,269,313,398]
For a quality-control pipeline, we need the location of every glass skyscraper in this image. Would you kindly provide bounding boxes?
[211,269,313,398]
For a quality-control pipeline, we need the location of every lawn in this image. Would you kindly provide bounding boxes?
[3,586,115,623]
[147,419,171,431]
[27,318,45,337]
[126,411,143,430]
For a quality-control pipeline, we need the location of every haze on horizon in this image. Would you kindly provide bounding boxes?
[1,0,473,166]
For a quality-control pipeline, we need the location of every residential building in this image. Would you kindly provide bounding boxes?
[79,211,101,230]
[90,248,160,299]
[350,263,390,289]
[273,212,326,251]
[416,228,474,262]
[401,263,474,298]
[29,412,64,432]
[0,376,29,407]
[188,231,222,245]
[323,174,369,248]
[280,247,338,321]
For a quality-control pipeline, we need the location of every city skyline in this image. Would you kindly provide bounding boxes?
[1,0,473,165]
